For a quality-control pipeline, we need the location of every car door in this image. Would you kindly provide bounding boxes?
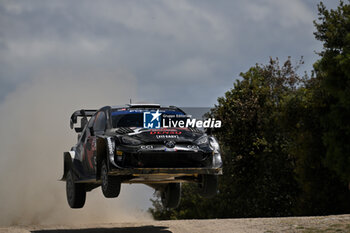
[75,128,87,163]
[79,114,96,176]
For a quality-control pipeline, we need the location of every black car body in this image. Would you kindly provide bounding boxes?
[62,104,222,208]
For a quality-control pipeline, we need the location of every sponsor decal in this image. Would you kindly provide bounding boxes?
[156,135,178,139]
[107,137,114,155]
[150,130,182,135]
[187,145,199,150]
[140,145,154,149]
[150,128,178,131]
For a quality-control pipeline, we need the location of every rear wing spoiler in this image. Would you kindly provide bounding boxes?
[70,109,97,133]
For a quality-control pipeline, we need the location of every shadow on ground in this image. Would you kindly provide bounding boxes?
[31,225,172,233]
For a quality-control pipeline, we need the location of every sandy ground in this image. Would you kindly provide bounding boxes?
[0,214,349,233]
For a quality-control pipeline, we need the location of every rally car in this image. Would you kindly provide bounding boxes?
[61,104,222,209]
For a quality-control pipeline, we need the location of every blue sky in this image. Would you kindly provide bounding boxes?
[0,0,340,106]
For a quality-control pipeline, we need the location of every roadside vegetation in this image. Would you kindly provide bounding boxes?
[150,1,350,219]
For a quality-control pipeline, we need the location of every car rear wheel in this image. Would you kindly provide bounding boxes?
[101,160,121,198]
[161,183,181,209]
[66,170,86,208]
[199,174,218,198]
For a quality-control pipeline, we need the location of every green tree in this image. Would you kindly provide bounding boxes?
[150,58,301,218]
[282,77,350,215]
[209,58,301,217]
[314,1,350,184]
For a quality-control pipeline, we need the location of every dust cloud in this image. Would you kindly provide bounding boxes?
[0,69,153,226]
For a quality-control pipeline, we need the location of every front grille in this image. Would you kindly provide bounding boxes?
[121,151,210,168]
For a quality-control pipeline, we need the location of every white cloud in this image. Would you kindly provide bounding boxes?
[244,0,314,28]
[71,0,231,45]
[5,37,110,60]
[0,0,340,105]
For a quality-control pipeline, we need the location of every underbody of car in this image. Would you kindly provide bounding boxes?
[62,104,223,209]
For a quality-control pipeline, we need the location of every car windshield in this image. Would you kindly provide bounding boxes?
[111,109,187,128]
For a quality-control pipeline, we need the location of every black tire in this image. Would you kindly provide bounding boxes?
[101,160,121,198]
[161,183,181,209]
[199,175,218,198]
[66,170,86,208]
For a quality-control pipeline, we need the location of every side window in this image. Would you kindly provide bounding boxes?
[94,111,106,132]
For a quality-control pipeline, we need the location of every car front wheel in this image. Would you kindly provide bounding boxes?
[161,183,181,209]
[66,169,86,208]
[198,174,218,198]
[101,160,121,198]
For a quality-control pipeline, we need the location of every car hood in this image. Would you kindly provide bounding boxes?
[116,127,204,143]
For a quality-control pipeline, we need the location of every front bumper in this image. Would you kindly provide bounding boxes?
[110,144,222,169]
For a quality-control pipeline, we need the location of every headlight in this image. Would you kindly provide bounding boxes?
[213,152,222,168]
[209,136,220,152]
[121,136,142,145]
[195,135,209,146]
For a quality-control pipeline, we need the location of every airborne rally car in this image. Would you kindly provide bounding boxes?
[61,104,223,209]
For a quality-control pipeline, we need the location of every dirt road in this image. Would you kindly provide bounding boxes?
[1,214,349,233]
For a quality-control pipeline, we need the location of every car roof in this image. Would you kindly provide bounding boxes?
[108,104,186,114]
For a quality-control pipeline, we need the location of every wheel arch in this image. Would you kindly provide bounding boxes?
[96,137,108,180]
[62,151,74,181]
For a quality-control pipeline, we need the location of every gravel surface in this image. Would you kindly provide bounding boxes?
[0,214,349,233]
